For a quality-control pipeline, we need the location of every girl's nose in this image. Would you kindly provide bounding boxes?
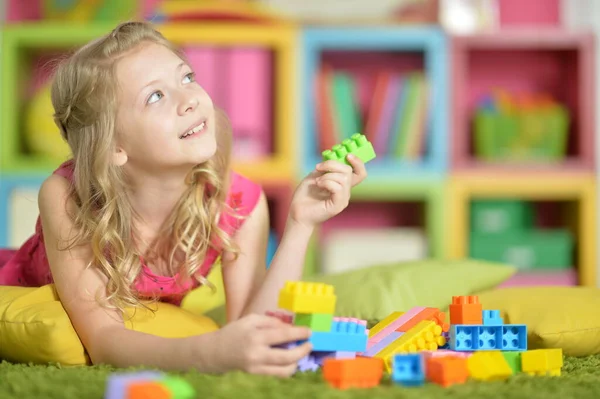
[178,93,199,115]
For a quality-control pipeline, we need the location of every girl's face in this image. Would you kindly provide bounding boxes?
[114,42,217,174]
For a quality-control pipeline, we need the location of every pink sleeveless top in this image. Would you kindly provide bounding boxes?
[0,160,262,306]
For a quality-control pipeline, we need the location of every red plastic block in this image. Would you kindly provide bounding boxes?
[126,382,172,399]
[449,296,483,325]
[323,357,384,390]
[265,310,293,324]
[425,356,469,387]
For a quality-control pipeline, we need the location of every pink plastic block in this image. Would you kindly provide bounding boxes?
[364,331,404,357]
[422,350,473,359]
[226,48,272,158]
[369,307,426,343]
[266,310,293,324]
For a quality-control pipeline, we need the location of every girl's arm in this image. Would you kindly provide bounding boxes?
[222,191,314,321]
[38,174,218,372]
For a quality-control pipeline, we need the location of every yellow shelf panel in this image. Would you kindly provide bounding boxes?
[447,174,597,287]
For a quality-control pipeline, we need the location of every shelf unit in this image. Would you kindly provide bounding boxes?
[447,174,597,287]
[451,30,596,173]
[0,175,46,247]
[1,22,298,183]
[1,5,598,287]
[299,26,449,182]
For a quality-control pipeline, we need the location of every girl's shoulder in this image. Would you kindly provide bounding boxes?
[52,159,75,181]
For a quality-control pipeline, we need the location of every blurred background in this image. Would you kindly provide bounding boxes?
[1,0,599,289]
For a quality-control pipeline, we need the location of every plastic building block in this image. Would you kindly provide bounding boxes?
[294,313,333,332]
[321,133,376,166]
[397,307,449,333]
[483,310,504,326]
[323,357,384,390]
[278,281,336,314]
[501,325,528,351]
[365,332,404,357]
[368,311,404,338]
[521,349,563,376]
[502,352,522,374]
[308,320,368,352]
[449,324,527,351]
[375,320,443,372]
[298,354,320,372]
[425,356,469,387]
[467,351,513,381]
[422,349,473,360]
[369,307,425,343]
[391,353,425,387]
[105,371,165,399]
[266,310,293,324]
[126,382,170,399]
[160,377,195,399]
[449,296,483,324]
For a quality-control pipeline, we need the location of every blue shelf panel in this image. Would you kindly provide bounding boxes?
[0,175,46,247]
[299,27,449,179]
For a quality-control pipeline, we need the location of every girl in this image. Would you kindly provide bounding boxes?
[0,21,367,377]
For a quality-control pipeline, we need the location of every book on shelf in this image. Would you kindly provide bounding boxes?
[315,64,430,161]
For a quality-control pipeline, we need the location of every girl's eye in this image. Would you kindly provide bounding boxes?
[183,72,196,84]
[147,91,163,104]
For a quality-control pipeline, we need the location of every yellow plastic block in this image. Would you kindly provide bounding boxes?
[521,349,563,376]
[277,282,336,314]
[375,320,442,371]
[368,312,405,338]
[467,351,513,381]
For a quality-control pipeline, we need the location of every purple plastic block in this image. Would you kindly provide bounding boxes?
[333,351,356,359]
[364,331,404,357]
[104,371,164,399]
[297,355,320,372]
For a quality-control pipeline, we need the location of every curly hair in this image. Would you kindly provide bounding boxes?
[50,21,238,313]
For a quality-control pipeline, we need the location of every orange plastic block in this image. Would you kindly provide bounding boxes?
[323,357,384,390]
[126,382,171,399]
[397,308,450,333]
[425,356,469,387]
[449,296,483,325]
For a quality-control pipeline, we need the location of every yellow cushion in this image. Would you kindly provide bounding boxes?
[479,286,600,357]
[0,284,219,366]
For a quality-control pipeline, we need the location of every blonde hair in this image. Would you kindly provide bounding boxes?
[50,21,238,313]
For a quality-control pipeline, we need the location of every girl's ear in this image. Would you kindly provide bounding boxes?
[113,147,128,166]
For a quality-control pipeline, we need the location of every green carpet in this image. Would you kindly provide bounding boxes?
[1,355,599,399]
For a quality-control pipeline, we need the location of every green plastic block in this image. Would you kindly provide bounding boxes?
[470,200,533,234]
[503,352,522,374]
[294,313,333,332]
[322,133,376,166]
[161,376,195,399]
[469,229,573,269]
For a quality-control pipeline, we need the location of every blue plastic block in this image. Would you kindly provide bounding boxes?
[501,325,527,351]
[392,353,425,387]
[306,320,368,352]
[478,326,503,350]
[450,325,479,351]
[104,371,164,399]
[450,324,527,352]
[483,310,504,326]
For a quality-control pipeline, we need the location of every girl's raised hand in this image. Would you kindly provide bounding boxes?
[209,314,312,377]
[289,154,367,228]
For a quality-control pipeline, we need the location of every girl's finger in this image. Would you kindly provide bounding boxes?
[262,324,312,346]
[316,172,350,188]
[315,160,353,175]
[346,154,367,184]
[316,178,344,195]
[266,341,313,366]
